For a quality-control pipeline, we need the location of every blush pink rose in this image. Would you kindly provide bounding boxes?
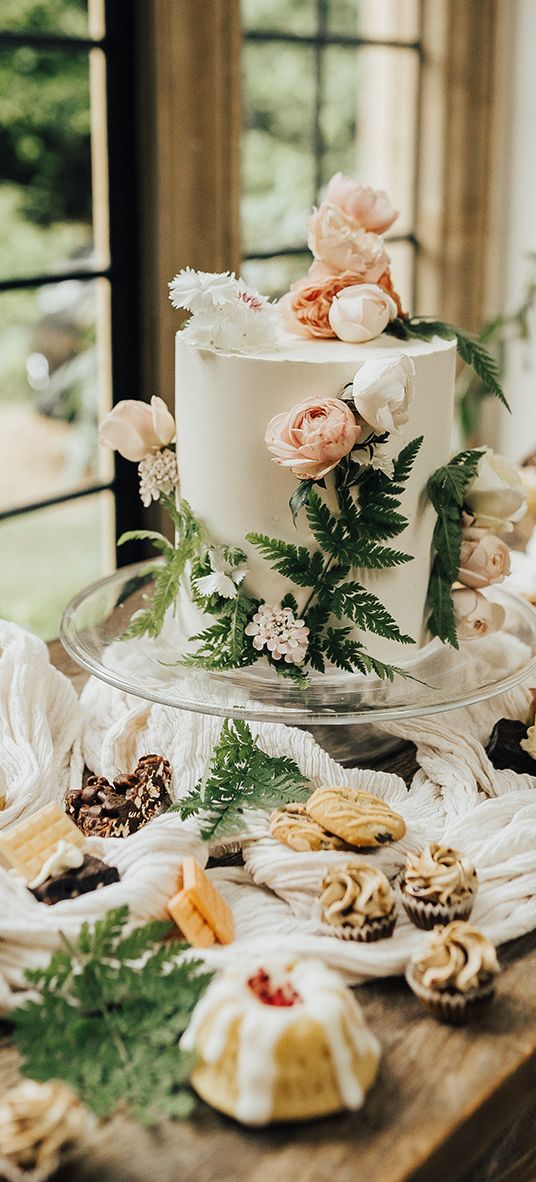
[265,396,361,480]
[458,526,511,589]
[99,396,175,462]
[452,587,505,640]
[279,271,360,338]
[308,202,389,279]
[325,172,399,233]
[328,283,397,343]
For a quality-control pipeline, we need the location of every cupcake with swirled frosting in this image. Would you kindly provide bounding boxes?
[398,843,478,929]
[405,920,500,1023]
[318,861,397,942]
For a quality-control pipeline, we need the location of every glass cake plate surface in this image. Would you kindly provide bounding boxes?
[60,560,536,727]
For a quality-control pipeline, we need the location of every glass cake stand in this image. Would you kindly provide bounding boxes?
[60,561,536,763]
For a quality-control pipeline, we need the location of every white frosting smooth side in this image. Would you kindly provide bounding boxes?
[180,958,380,1125]
[175,332,456,663]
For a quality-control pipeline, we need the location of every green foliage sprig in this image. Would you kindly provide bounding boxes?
[118,495,204,639]
[426,449,482,647]
[387,318,511,412]
[248,437,422,679]
[171,719,310,841]
[11,907,212,1126]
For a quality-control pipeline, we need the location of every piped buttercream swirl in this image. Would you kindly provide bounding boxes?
[320,862,395,929]
[402,843,477,905]
[410,921,499,993]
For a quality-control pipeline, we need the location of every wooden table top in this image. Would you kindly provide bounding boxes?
[3,640,536,1182]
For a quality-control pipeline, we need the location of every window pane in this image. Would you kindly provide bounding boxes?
[242,42,316,254]
[0,0,90,38]
[0,492,114,640]
[241,0,317,36]
[326,0,420,41]
[355,45,419,236]
[0,278,112,514]
[0,45,98,281]
[242,252,310,300]
[320,46,359,186]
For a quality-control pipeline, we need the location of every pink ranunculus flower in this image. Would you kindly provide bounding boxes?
[279,271,360,339]
[452,587,506,641]
[328,283,397,344]
[325,172,399,233]
[308,202,389,279]
[99,396,175,462]
[458,526,511,589]
[265,396,361,481]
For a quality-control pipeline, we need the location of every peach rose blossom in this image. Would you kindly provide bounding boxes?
[99,396,175,462]
[452,587,505,640]
[265,395,361,480]
[279,271,360,338]
[325,172,399,233]
[308,202,389,279]
[328,283,397,344]
[458,526,511,589]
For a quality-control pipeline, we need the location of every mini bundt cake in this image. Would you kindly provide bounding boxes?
[181,958,380,1125]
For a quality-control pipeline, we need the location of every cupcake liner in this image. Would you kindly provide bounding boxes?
[319,909,397,943]
[405,965,495,1025]
[398,888,475,931]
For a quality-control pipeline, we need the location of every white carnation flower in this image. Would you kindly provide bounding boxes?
[168,268,240,312]
[181,298,277,354]
[195,548,248,600]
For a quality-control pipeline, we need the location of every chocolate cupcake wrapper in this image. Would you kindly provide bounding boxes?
[319,910,397,943]
[398,890,474,931]
[405,966,495,1024]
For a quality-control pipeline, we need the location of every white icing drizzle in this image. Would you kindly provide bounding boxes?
[181,958,380,1124]
[28,840,84,889]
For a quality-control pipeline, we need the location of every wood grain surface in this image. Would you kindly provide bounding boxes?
[1,640,536,1182]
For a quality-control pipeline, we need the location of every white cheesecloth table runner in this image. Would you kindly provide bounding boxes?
[1,618,535,1009]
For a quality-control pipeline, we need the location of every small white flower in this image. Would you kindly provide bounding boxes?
[168,268,240,312]
[138,448,178,507]
[368,441,395,477]
[181,298,277,354]
[245,603,310,665]
[195,548,248,600]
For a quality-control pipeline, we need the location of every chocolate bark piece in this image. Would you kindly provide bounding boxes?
[30,854,120,905]
[485,718,536,775]
[65,755,173,838]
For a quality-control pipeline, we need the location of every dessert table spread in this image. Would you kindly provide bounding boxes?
[2,639,536,1182]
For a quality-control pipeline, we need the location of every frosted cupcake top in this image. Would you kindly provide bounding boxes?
[319,862,395,929]
[401,844,478,905]
[410,921,499,993]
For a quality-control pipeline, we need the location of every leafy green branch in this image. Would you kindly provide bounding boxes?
[171,719,311,841]
[387,317,511,412]
[118,495,204,639]
[426,449,482,647]
[11,907,213,1125]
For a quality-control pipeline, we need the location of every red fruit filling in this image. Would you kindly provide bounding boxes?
[247,968,302,1007]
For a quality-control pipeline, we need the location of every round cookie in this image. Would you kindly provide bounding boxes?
[306,786,406,847]
[269,803,349,852]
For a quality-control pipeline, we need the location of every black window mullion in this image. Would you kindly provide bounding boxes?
[0,268,113,293]
[0,31,106,51]
[0,482,115,524]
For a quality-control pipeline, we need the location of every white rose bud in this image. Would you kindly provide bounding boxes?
[452,587,505,640]
[351,354,416,435]
[458,525,511,589]
[328,283,397,344]
[464,449,527,533]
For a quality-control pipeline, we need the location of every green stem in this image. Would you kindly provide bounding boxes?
[301,553,335,618]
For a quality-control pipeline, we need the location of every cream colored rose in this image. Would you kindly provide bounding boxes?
[452,587,505,640]
[308,202,389,280]
[99,395,176,462]
[351,354,415,434]
[325,172,399,233]
[464,450,527,533]
[279,269,359,339]
[264,395,361,480]
[328,284,397,345]
[521,724,536,762]
[458,525,511,589]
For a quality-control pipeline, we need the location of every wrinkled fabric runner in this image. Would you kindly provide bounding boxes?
[1,619,535,1008]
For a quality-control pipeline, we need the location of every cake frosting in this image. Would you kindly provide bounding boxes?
[319,862,395,930]
[409,921,499,994]
[175,331,456,664]
[401,844,478,906]
[180,957,380,1124]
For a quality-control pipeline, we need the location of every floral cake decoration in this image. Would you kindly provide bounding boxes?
[99,173,526,684]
